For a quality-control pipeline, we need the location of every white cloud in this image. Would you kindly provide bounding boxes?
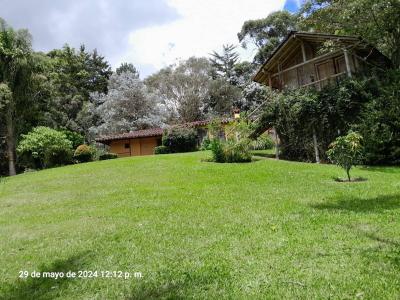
[121,0,285,77]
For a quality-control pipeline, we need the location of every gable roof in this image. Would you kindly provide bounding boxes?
[253,31,362,83]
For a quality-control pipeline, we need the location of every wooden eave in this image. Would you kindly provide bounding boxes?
[253,31,361,84]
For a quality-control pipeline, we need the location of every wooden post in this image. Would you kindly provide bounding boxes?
[312,127,320,163]
[344,49,352,78]
[273,128,279,160]
[301,41,307,62]
[268,73,272,88]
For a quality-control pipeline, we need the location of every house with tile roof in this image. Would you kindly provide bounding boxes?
[95,118,235,157]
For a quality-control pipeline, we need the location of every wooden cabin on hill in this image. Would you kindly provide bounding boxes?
[252,31,391,162]
[253,31,391,90]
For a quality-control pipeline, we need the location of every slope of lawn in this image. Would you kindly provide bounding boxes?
[0,151,399,299]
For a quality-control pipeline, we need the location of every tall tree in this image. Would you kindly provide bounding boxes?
[300,0,400,68]
[45,45,112,135]
[205,78,241,116]
[116,62,139,77]
[210,44,239,84]
[145,57,212,122]
[89,69,165,137]
[238,11,299,64]
[0,19,34,175]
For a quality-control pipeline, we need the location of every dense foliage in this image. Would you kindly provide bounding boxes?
[300,0,400,68]
[354,70,400,165]
[255,69,400,165]
[209,138,252,163]
[161,127,198,153]
[17,126,73,169]
[238,11,299,64]
[255,77,375,162]
[209,120,253,163]
[251,133,274,150]
[0,19,35,175]
[44,45,112,134]
[73,144,95,163]
[89,69,165,138]
[98,152,118,160]
[154,145,170,155]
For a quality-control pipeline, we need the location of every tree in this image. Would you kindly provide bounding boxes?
[240,82,273,112]
[300,0,400,68]
[210,44,239,84]
[116,63,139,77]
[145,57,212,122]
[0,20,34,176]
[238,11,299,64]
[17,126,73,169]
[161,127,198,153]
[73,144,95,163]
[233,61,257,87]
[327,131,364,181]
[253,78,371,162]
[205,78,241,116]
[45,45,112,135]
[89,69,165,136]
[354,70,400,165]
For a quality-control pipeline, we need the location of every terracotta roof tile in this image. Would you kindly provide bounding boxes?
[96,127,164,143]
[95,118,234,143]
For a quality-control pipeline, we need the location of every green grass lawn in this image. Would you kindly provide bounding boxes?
[0,151,399,299]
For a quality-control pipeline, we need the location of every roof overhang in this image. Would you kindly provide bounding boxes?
[253,31,362,84]
[96,118,234,144]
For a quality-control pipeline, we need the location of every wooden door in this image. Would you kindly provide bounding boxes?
[140,138,157,155]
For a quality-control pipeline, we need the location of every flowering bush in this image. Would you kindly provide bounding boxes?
[74,144,95,163]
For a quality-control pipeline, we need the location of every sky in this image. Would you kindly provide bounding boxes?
[0,0,289,78]
[283,0,304,12]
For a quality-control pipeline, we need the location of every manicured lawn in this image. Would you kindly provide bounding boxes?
[0,151,399,299]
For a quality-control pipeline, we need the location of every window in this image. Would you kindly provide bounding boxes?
[124,143,130,149]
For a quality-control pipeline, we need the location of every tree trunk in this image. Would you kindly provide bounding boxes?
[6,108,16,176]
[312,127,320,163]
[273,127,279,160]
[346,168,351,182]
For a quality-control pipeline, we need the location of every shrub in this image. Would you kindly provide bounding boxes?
[98,153,118,160]
[223,139,252,163]
[326,131,363,181]
[255,77,372,162]
[162,127,197,153]
[74,144,95,163]
[210,139,225,162]
[154,145,170,155]
[200,138,212,150]
[251,134,274,150]
[59,130,85,149]
[17,126,73,169]
[210,138,252,163]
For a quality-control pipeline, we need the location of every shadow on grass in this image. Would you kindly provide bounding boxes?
[127,262,233,300]
[311,194,400,213]
[360,166,400,174]
[0,251,91,300]
[332,176,368,183]
[251,152,276,159]
[362,232,400,268]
